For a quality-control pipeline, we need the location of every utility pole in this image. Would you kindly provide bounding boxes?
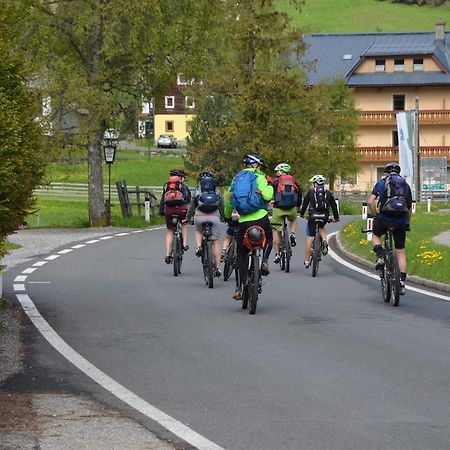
[414,97,420,201]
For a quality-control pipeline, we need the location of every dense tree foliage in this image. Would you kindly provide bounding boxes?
[0,7,45,256]
[376,0,448,5]
[9,0,228,226]
[185,0,359,189]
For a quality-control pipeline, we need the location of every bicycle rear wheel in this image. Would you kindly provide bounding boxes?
[283,230,291,273]
[249,254,259,315]
[279,231,286,271]
[223,239,236,281]
[312,234,321,277]
[173,235,182,277]
[202,240,214,288]
[390,253,401,306]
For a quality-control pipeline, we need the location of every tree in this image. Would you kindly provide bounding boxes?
[10,0,229,226]
[0,6,46,256]
[185,0,359,189]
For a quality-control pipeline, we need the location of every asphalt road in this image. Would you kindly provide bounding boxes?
[4,220,450,450]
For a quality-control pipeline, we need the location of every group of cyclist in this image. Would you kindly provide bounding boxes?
[159,155,412,299]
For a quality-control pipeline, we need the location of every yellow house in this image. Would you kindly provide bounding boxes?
[303,20,450,195]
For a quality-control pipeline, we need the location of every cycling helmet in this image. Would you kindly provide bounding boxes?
[309,174,326,185]
[274,163,291,173]
[243,153,265,167]
[243,225,267,250]
[384,162,401,174]
[198,171,212,180]
[170,168,186,177]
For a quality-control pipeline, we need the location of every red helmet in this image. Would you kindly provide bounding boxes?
[243,226,266,250]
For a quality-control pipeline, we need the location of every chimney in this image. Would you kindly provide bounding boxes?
[435,19,446,42]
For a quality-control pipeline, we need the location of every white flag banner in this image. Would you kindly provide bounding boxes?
[396,111,414,187]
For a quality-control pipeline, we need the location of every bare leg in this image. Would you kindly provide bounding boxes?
[304,236,314,262]
[273,230,280,255]
[165,229,173,257]
[181,223,188,248]
[396,248,407,273]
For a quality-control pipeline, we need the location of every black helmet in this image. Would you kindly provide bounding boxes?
[243,153,265,167]
[198,171,212,181]
[170,168,186,177]
[243,225,266,250]
[384,162,401,174]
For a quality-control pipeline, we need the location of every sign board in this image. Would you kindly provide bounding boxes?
[421,157,447,192]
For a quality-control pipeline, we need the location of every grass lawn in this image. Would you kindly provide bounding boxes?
[45,151,187,186]
[279,0,450,33]
[340,208,450,284]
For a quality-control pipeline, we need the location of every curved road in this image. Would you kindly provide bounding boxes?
[5,221,450,450]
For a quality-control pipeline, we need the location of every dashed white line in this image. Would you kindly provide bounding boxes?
[22,268,37,274]
[14,275,27,282]
[13,284,25,291]
[33,261,48,267]
[115,232,130,236]
[45,255,60,261]
[58,249,73,254]
[85,239,100,244]
[71,244,86,249]
[99,236,114,240]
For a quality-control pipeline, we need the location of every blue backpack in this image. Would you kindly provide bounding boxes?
[197,176,220,213]
[380,173,409,216]
[231,170,266,215]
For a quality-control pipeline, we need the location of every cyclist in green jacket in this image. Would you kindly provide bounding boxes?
[224,153,274,300]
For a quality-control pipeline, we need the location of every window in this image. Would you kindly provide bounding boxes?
[393,94,405,111]
[413,58,424,71]
[165,121,174,132]
[375,59,385,72]
[185,96,195,109]
[392,130,399,147]
[186,121,192,132]
[165,96,175,109]
[394,59,404,72]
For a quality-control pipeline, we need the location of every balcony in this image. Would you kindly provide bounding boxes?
[359,110,450,125]
[359,146,450,162]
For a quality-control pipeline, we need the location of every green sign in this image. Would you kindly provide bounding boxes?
[422,183,446,191]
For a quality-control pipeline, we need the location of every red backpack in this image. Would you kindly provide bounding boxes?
[274,174,299,209]
[163,176,185,206]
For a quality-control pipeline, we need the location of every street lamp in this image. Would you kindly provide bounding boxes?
[103,137,117,226]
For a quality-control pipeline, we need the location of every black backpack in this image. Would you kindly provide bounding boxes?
[313,185,328,212]
[380,173,409,216]
[197,176,220,213]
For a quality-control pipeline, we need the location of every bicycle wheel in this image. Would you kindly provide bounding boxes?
[203,240,214,288]
[242,254,250,310]
[173,235,181,277]
[249,254,259,315]
[283,230,291,273]
[223,239,236,281]
[390,253,401,306]
[312,234,321,277]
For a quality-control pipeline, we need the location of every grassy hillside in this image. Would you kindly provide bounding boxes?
[280,0,450,33]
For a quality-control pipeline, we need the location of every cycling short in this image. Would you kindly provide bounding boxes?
[306,212,329,237]
[226,219,239,237]
[164,205,188,230]
[194,214,221,241]
[271,207,297,232]
[373,217,407,249]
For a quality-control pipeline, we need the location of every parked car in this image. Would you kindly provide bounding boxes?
[156,134,177,148]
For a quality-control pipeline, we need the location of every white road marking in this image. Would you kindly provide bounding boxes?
[99,236,114,240]
[115,232,130,236]
[13,284,25,291]
[85,239,100,244]
[71,244,86,249]
[14,275,27,282]
[45,255,60,261]
[22,268,37,274]
[328,231,450,302]
[58,249,73,254]
[28,281,52,284]
[33,261,48,267]
[15,293,225,450]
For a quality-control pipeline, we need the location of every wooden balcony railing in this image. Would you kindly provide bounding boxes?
[359,110,450,125]
[359,146,450,162]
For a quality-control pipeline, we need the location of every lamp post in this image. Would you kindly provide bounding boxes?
[103,138,117,226]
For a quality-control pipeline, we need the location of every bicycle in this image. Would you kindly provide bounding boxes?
[277,216,292,273]
[309,213,333,278]
[200,221,215,288]
[362,225,401,306]
[241,226,266,315]
[223,225,238,282]
[170,214,183,277]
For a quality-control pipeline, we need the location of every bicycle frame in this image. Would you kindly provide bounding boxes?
[278,216,292,273]
[310,213,330,278]
[381,228,401,306]
[241,247,262,315]
[171,214,183,277]
[201,222,215,289]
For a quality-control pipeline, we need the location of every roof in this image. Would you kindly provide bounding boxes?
[302,30,450,87]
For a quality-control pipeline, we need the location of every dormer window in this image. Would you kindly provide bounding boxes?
[165,96,175,109]
[413,58,424,71]
[185,96,195,109]
[375,59,385,72]
[394,59,405,72]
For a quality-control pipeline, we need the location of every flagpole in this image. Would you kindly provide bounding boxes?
[414,97,420,201]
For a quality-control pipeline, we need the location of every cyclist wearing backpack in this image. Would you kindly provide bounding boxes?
[300,174,339,268]
[224,153,274,300]
[271,163,302,264]
[159,169,192,264]
[185,171,225,277]
[368,162,413,295]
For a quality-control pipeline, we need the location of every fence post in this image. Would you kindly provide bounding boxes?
[362,202,368,220]
[145,194,150,223]
[116,181,132,218]
[136,186,141,216]
[427,197,432,213]
[366,217,373,242]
